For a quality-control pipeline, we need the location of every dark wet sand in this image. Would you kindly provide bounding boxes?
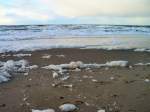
[0,48,150,112]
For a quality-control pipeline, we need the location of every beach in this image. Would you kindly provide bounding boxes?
[0,48,150,112]
[0,0,150,111]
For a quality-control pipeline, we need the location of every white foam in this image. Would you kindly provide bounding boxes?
[52,71,59,78]
[0,60,33,83]
[105,61,128,67]
[61,61,84,69]
[134,48,150,52]
[41,55,51,59]
[42,61,128,80]
[59,104,77,112]
[63,84,73,88]
[0,37,150,53]
[42,61,128,71]
[2,60,28,72]
[32,109,55,112]
[29,65,39,69]
[60,76,70,81]
[13,53,32,57]
[92,79,98,82]
[0,73,10,83]
[42,65,62,71]
[42,61,85,79]
[134,63,150,66]
[0,54,11,58]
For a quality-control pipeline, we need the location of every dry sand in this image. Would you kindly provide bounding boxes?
[0,48,150,112]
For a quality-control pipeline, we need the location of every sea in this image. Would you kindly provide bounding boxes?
[0,24,150,53]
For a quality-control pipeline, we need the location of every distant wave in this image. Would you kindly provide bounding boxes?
[0,25,150,41]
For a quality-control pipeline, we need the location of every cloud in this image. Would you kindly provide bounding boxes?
[0,0,55,24]
[75,16,150,25]
[0,0,150,25]
[7,8,50,21]
[0,7,14,24]
[49,0,150,18]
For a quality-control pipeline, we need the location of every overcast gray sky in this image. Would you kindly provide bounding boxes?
[0,0,150,25]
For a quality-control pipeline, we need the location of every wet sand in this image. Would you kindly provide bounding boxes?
[0,48,150,112]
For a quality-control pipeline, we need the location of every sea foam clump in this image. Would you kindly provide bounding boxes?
[0,60,29,83]
[41,54,51,59]
[42,61,128,71]
[105,61,128,67]
[42,61,128,79]
[134,48,150,52]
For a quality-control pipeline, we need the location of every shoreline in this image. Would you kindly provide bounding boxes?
[1,35,150,54]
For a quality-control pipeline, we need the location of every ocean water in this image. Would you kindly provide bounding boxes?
[0,24,150,53]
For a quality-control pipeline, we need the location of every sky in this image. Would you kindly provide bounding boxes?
[0,0,150,25]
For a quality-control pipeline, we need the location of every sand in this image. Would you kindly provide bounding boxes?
[0,48,150,112]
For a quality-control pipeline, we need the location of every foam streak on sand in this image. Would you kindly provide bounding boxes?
[42,61,128,70]
[42,61,128,79]
[1,59,150,84]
